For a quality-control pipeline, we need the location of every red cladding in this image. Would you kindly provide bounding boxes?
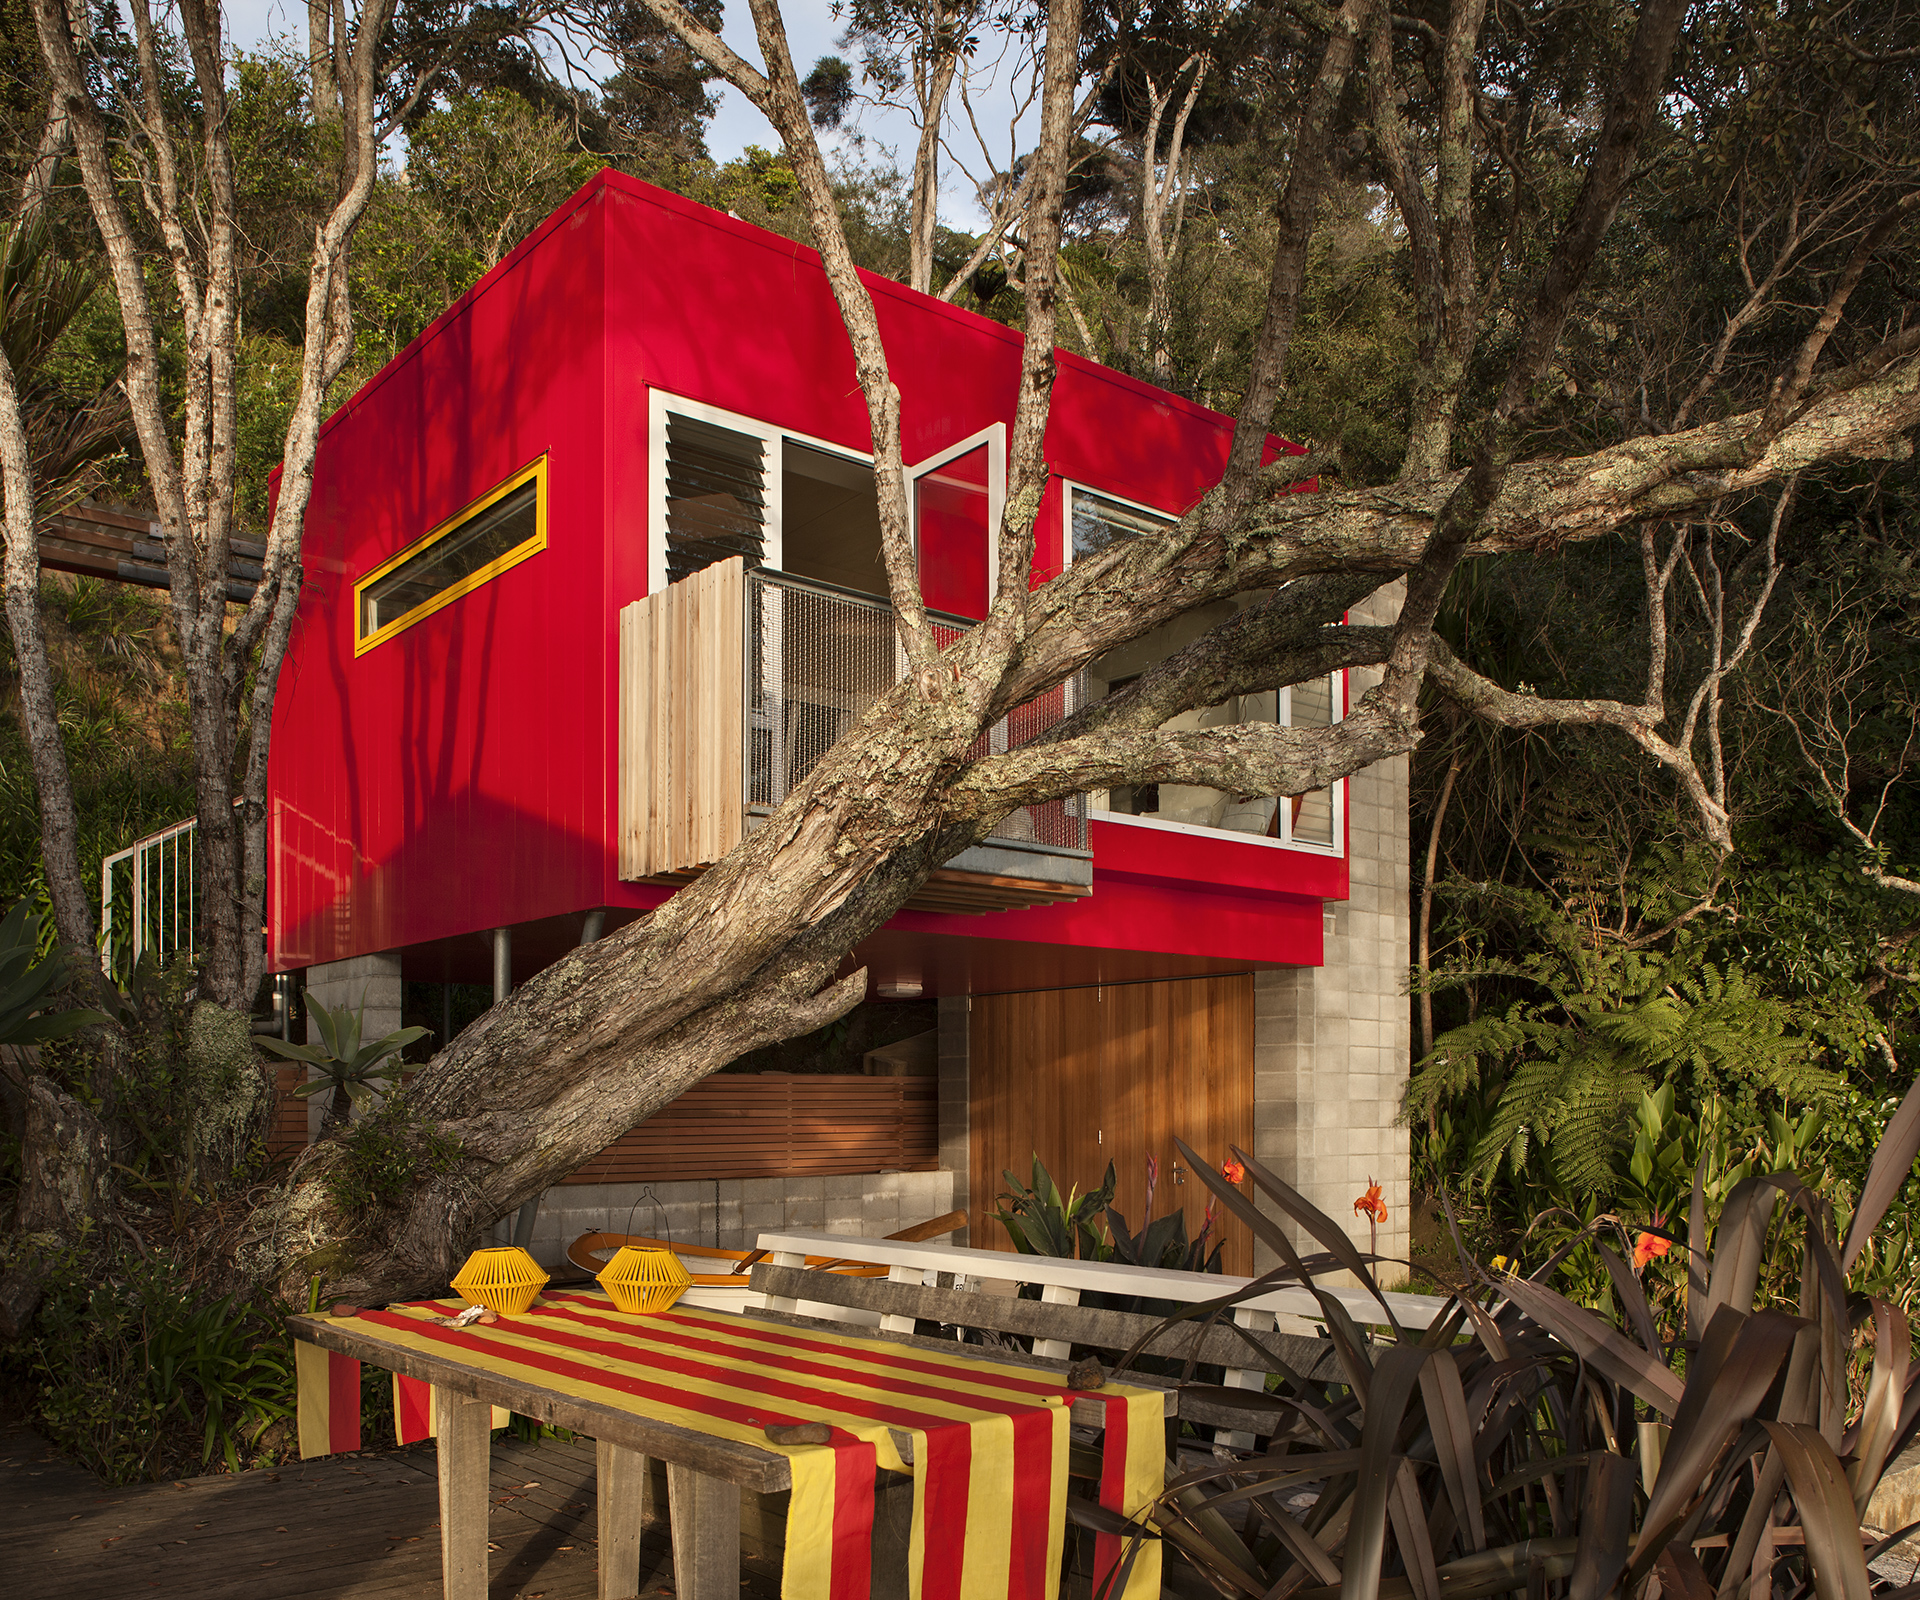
[267,171,1344,983]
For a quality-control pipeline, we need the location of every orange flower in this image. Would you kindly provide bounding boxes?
[1222,1157,1246,1185]
[1633,1223,1672,1272]
[1354,1180,1388,1224]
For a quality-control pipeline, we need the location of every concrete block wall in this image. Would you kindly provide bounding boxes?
[1250,580,1412,1279]
[302,951,404,1139]
[522,1170,957,1269]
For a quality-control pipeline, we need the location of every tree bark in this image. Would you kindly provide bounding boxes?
[907,48,959,295]
[0,1075,109,1337]
[0,337,93,960]
[1418,742,1462,1058]
[309,0,339,122]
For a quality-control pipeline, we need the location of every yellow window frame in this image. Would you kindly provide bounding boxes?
[353,455,549,655]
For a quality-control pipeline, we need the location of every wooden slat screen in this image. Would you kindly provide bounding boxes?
[265,1064,310,1158]
[969,975,1256,1274]
[619,555,744,879]
[560,1073,938,1184]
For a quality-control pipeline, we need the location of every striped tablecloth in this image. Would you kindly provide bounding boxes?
[295,1291,1163,1600]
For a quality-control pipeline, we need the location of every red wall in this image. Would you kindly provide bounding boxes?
[268,170,1343,980]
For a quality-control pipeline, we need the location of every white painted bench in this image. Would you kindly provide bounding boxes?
[748,1230,1450,1447]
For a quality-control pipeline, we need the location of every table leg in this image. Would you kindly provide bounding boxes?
[666,1461,741,1600]
[434,1387,493,1600]
[597,1438,649,1600]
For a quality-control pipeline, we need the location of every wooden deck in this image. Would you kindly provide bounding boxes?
[0,1425,781,1599]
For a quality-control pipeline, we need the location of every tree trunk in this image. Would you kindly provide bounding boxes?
[0,1075,109,1336]
[1418,742,1462,1058]
[0,337,94,963]
[907,52,959,296]
[308,0,339,122]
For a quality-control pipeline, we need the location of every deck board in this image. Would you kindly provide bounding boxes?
[0,1425,781,1599]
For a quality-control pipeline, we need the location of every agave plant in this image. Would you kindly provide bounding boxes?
[258,995,427,1134]
[1078,1092,1920,1600]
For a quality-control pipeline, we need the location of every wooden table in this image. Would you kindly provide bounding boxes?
[290,1291,1164,1600]
[292,1302,789,1600]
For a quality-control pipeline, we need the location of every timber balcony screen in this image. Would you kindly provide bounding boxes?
[559,1073,938,1184]
[618,559,1089,894]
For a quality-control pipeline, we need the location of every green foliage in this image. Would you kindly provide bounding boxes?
[993,1154,1116,1260]
[7,1238,295,1482]
[321,1095,464,1217]
[0,899,107,1044]
[259,994,427,1133]
[1102,1198,1223,1275]
[1409,876,1832,1195]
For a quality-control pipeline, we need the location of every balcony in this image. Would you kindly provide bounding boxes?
[617,558,1092,914]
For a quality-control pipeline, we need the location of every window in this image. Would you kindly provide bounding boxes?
[648,393,886,596]
[908,426,1004,621]
[663,413,770,583]
[1066,483,1344,854]
[355,457,547,653]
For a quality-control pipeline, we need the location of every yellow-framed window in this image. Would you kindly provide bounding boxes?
[353,456,548,653]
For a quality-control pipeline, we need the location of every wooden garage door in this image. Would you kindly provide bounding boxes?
[970,974,1255,1275]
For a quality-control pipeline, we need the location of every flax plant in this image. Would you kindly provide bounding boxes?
[1076,1101,1920,1600]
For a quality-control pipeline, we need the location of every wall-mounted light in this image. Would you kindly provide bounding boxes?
[876,979,923,999]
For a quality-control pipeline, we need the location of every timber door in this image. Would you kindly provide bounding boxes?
[969,974,1256,1275]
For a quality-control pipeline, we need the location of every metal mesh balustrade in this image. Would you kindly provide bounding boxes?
[746,572,1088,853]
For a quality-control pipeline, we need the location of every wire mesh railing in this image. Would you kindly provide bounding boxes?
[745,571,1088,854]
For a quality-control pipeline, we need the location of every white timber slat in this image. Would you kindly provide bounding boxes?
[762,1249,806,1313]
[1033,1283,1081,1360]
[1220,1307,1277,1449]
[881,1263,928,1335]
[753,1230,1445,1330]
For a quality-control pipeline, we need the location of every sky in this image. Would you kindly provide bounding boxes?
[220,0,1034,220]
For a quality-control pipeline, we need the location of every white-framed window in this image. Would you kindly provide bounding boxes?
[647,392,1012,609]
[1065,482,1346,856]
[647,391,886,595]
[907,423,1006,618]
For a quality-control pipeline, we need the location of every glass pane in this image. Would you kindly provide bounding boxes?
[915,445,990,619]
[1290,674,1333,728]
[1286,674,1336,845]
[1072,490,1170,560]
[666,412,767,582]
[361,481,538,637]
[1291,786,1335,846]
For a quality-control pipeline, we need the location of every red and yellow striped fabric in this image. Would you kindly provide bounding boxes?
[293,1341,360,1458]
[390,1373,510,1444]
[295,1292,1163,1600]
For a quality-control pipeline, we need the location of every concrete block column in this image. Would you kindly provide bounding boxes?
[937,995,970,1243]
[301,951,404,1138]
[1250,580,1412,1280]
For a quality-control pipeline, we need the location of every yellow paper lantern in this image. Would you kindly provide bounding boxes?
[450,1246,550,1316]
[597,1246,692,1314]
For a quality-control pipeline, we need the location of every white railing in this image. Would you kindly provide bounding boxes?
[100,817,195,978]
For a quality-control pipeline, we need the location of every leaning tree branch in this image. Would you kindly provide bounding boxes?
[1424,635,1734,849]
[984,0,1081,640]
[1220,0,1370,500]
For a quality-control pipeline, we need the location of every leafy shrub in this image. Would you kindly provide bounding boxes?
[8,1238,295,1482]
[323,1095,464,1216]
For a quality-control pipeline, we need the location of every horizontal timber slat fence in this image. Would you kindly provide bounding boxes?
[560,1073,938,1184]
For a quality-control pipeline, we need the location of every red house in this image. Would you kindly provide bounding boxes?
[268,169,1411,1271]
